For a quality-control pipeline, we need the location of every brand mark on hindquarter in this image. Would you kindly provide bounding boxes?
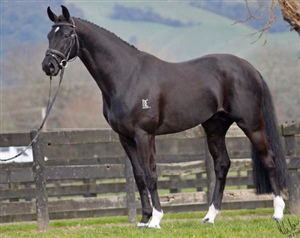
[142,99,151,109]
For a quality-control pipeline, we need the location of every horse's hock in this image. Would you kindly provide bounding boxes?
[0,122,299,229]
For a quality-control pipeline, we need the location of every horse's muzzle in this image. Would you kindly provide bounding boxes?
[42,56,60,76]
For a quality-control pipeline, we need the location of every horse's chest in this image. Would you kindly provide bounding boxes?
[105,105,124,125]
[103,100,134,133]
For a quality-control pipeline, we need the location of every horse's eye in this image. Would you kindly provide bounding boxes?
[64,34,70,38]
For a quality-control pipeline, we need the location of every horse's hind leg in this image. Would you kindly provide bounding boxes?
[236,122,285,220]
[202,117,233,223]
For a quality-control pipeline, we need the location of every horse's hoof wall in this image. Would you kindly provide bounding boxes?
[148,224,161,229]
[202,218,209,223]
[137,222,149,229]
[202,218,214,224]
[273,216,283,222]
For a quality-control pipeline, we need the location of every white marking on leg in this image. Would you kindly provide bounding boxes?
[148,208,163,229]
[202,204,220,224]
[273,196,285,221]
[137,222,149,229]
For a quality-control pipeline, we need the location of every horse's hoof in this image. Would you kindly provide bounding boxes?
[137,222,149,229]
[148,224,161,229]
[273,216,283,222]
[202,218,214,224]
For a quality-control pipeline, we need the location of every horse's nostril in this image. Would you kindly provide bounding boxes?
[48,62,55,70]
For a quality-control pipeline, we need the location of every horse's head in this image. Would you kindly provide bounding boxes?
[42,5,79,76]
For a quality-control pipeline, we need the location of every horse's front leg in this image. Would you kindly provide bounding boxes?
[135,131,163,229]
[119,134,152,227]
[119,133,163,229]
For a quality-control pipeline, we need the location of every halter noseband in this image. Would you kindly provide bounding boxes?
[45,19,79,68]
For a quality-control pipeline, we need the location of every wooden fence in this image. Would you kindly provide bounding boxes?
[0,122,299,230]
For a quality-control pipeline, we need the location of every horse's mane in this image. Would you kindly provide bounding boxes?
[76,18,137,50]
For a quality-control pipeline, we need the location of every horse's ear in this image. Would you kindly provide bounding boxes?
[61,5,70,21]
[47,6,58,22]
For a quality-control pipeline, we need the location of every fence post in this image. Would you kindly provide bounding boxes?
[30,130,49,230]
[285,135,295,156]
[83,178,97,198]
[204,133,215,205]
[282,123,300,215]
[285,136,300,214]
[196,173,203,192]
[169,175,181,193]
[288,170,300,214]
[124,156,136,223]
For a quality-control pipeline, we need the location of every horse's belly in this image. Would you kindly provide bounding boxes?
[155,104,214,135]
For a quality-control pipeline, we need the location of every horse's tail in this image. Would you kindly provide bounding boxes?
[251,74,288,194]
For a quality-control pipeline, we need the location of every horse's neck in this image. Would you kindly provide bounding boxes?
[75,19,138,97]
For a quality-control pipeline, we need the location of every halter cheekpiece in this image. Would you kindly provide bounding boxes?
[45,18,79,68]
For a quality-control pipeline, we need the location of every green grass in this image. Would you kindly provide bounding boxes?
[1,209,299,238]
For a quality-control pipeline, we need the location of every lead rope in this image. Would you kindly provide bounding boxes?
[0,67,66,162]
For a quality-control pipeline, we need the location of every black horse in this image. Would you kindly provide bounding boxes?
[42,6,288,228]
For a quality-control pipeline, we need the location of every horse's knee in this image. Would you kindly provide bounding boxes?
[134,171,147,190]
[145,174,158,191]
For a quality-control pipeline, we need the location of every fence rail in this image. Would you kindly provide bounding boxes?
[0,122,299,230]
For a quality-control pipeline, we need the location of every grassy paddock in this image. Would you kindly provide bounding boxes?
[0,209,299,238]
